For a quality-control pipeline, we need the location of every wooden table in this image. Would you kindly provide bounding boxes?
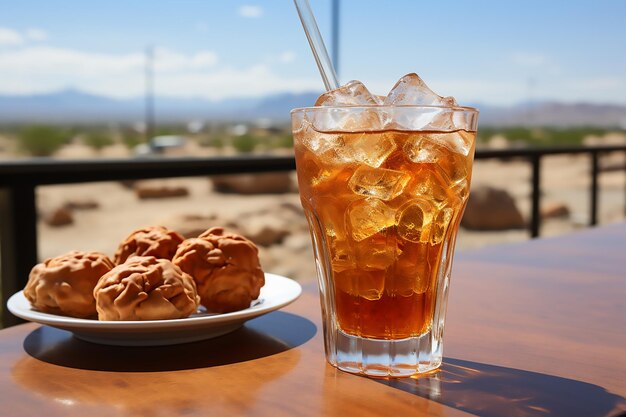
[1,224,625,417]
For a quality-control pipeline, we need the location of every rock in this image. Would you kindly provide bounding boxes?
[134,185,189,199]
[119,180,136,189]
[600,161,626,172]
[239,216,291,247]
[160,214,239,238]
[44,207,74,227]
[227,200,308,247]
[461,185,526,230]
[64,198,99,210]
[278,201,305,216]
[211,172,293,194]
[282,233,312,252]
[259,243,317,282]
[541,203,570,219]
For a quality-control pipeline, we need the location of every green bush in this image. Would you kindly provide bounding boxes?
[271,134,294,149]
[476,127,498,144]
[209,136,226,149]
[121,130,144,149]
[83,131,114,151]
[476,126,612,147]
[18,125,70,156]
[232,134,257,153]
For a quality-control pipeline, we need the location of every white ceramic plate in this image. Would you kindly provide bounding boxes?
[7,273,302,346]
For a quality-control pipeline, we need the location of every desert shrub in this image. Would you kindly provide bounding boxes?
[121,130,144,149]
[476,127,498,144]
[83,131,114,151]
[18,125,70,156]
[476,126,612,147]
[232,134,257,153]
[209,136,226,149]
[154,126,186,136]
[271,134,294,149]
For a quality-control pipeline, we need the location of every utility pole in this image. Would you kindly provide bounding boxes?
[526,77,536,126]
[145,46,155,143]
[331,0,340,76]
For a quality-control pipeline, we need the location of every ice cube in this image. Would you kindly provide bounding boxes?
[374,95,387,104]
[310,107,387,133]
[383,73,460,131]
[354,230,397,271]
[297,121,343,154]
[404,134,470,186]
[384,73,457,107]
[330,238,355,272]
[450,179,470,201]
[310,196,355,272]
[388,241,432,295]
[313,196,349,239]
[316,80,380,106]
[296,152,339,197]
[430,207,454,245]
[349,166,410,201]
[405,165,460,210]
[292,110,307,134]
[336,132,396,167]
[404,134,441,164]
[421,132,472,156]
[312,81,387,132]
[335,269,385,300]
[396,199,434,243]
[348,197,395,242]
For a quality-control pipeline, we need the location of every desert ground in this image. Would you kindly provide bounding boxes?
[32,139,626,284]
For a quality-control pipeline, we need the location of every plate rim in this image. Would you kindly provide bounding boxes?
[7,272,302,331]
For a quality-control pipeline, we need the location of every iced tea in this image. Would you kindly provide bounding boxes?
[293,73,478,376]
[294,126,475,340]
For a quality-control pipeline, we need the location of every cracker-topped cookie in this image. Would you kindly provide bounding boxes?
[114,225,184,264]
[173,227,265,313]
[24,251,114,318]
[94,256,199,320]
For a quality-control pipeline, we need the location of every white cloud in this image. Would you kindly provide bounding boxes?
[7,45,622,104]
[25,28,48,41]
[0,27,49,45]
[152,47,218,71]
[278,51,296,64]
[0,27,24,45]
[150,65,319,99]
[364,76,626,106]
[0,46,319,99]
[239,5,263,18]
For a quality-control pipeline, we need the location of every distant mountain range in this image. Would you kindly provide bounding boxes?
[1,89,625,127]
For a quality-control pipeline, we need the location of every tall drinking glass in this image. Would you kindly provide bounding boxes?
[292,105,478,377]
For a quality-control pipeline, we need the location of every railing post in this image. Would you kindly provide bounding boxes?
[590,152,599,226]
[530,154,541,238]
[0,183,38,327]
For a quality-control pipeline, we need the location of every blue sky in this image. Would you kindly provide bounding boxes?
[1,0,625,105]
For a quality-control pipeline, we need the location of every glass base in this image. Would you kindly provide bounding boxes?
[327,329,442,378]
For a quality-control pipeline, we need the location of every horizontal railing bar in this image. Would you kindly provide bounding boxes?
[474,145,626,159]
[0,145,625,186]
[0,155,297,186]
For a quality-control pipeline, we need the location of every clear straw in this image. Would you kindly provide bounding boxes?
[293,0,340,91]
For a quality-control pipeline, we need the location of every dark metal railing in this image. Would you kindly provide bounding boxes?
[1,145,625,326]
[474,145,626,236]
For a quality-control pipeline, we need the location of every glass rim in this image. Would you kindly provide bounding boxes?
[291,104,479,114]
